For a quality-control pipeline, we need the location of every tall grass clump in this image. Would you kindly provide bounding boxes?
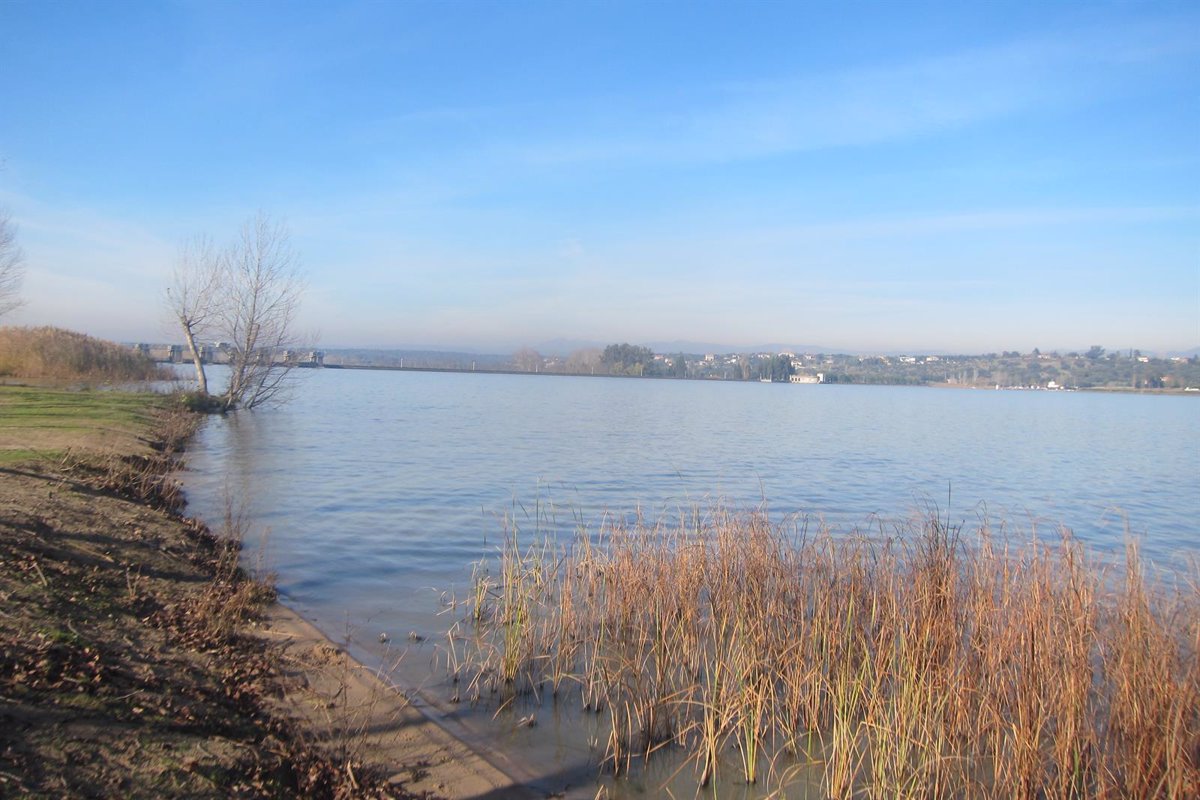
[0,325,170,382]
[448,506,1200,798]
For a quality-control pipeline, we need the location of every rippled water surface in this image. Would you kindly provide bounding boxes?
[181,367,1199,793]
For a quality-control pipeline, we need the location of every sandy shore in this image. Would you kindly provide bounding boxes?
[256,603,539,799]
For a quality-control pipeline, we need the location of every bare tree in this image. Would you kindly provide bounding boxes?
[512,346,543,372]
[216,213,307,410]
[165,236,220,395]
[566,347,602,375]
[165,212,307,411]
[0,209,25,319]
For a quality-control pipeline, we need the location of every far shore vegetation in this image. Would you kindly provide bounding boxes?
[501,343,1200,390]
[241,342,1200,392]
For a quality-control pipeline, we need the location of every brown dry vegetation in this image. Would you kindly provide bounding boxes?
[452,510,1200,798]
[0,326,170,382]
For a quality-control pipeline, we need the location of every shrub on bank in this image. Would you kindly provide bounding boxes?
[0,326,170,382]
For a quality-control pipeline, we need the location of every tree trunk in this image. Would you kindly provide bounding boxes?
[179,321,208,395]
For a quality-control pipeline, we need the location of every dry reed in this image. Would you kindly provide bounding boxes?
[447,507,1199,798]
[0,325,170,382]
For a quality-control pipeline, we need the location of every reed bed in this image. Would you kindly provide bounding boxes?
[0,325,169,382]
[447,509,1199,798]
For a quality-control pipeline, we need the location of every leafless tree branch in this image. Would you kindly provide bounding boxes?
[0,209,26,319]
[165,212,308,411]
[166,236,220,395]
[217,212,306,410]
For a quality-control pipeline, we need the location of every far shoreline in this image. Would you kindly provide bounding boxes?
[291,361,1200,395]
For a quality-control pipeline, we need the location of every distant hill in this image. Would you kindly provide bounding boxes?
[643,340,839,356]
[322,347,509,369]
[534,337,840,357]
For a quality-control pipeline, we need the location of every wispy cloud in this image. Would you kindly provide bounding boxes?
[0,190,176,337]
[516,18,1199,168]
[765,205,1200,242]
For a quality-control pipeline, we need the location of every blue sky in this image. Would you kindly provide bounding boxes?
[0,0,1196,354]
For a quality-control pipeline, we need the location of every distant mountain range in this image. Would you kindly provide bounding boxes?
[322,347,509,366]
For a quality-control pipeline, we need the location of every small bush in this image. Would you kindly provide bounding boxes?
[175,390,226,414]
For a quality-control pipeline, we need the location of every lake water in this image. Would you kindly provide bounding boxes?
[180,367,1199,794]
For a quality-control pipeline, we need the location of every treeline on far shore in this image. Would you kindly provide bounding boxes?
[328,343,1200,392]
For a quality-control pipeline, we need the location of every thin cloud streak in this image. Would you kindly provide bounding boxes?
[763,206,1200,242]
[516,19,1199,168]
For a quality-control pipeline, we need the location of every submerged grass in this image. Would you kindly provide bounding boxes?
[448,508,1200,798]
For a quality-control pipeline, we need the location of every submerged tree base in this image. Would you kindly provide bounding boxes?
[449,508,1200,798]
[175,390,228,414]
